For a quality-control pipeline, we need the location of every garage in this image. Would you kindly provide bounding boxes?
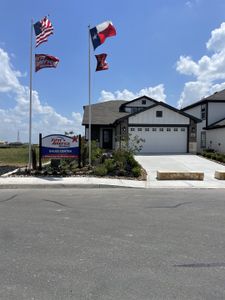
[129,126,188,153]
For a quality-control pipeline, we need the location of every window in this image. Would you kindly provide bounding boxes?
[125,107,132,113]
[138,128,142,131]
[130,107,144,113]
[201,131,206,148]
[145,127,149,131]
[174,128,178,131]
[167,128,171,132]
[201,104,206,120]
[159,128,164,132]
[142,99,146,105]
[181,128,185,131]
[130,128,135,132]
[152,128,157,131]
[156,110,163,117]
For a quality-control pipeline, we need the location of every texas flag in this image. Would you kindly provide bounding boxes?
[90,21,116,50]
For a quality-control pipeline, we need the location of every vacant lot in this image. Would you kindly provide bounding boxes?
[0,146,38,166]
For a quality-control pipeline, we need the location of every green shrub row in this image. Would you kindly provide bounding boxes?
[93,149,142,178]
[202,151,225,163]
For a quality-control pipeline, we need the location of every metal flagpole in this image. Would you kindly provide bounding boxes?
[88,25,92,166]
[28,19,33,170]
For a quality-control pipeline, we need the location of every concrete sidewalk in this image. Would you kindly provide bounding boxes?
[0,176,147,189]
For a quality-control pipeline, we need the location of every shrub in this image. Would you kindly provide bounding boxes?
[81,139,103,166]
[132,166,142,177]
[205,152,213,159]
[113,149,127,170]
[204,148,215,153]
[126,153,139,168]
[104,159,115,173]
[93,165,108,176]
[215,153,224,162]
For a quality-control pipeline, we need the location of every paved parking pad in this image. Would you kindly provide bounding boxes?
[135,154,225,188]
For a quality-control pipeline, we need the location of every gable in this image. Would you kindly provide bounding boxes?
[121,96,158,113]
[128,104,190,125]
[124,96,156,107]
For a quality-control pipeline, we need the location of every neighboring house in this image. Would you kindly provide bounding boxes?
[82,96,200,154]
[181,89,225,153]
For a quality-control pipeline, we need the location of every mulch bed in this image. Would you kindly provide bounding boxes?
[0,165,19,176]
[2,166,147,181]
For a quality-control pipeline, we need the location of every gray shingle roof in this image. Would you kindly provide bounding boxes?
[82,100,129,125]
[205,89,225,100]
[182,89,225,111]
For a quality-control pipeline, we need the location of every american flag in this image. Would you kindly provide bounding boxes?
[33,17,54,47]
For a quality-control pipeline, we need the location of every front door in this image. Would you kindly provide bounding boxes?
[102,129,113,149]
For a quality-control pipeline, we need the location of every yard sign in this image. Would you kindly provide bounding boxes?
[40,134,80,158]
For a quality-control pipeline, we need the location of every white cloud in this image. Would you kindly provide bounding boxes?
[185,0,201,8]
[206,22,225,52]
[0,48,83,143]
[176,22,225,108]
[98,84,167,102]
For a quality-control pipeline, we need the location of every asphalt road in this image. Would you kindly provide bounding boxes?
[0,188,225,300]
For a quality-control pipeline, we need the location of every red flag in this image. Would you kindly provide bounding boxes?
[35,54,59,72]
[95,53,109,71]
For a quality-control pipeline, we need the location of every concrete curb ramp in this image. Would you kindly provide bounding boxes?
[157,171,204,180]
[215,171,225,180]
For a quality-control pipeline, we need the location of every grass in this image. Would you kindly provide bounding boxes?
[0,146,39,166]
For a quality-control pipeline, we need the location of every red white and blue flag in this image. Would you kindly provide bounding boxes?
[33,17,54,47]
[95,53,109,71]
[35,54,59,72]
[90,21,116,50]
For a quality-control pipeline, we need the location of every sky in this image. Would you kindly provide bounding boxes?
[1,0,225,142]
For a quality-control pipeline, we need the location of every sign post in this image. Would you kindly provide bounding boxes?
[39,133,42,170]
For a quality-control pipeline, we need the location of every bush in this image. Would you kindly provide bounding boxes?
[132,166,142,177]
[93,165,108,176]
[205,152,213,159]
[215,153,224,162]
[81,139,103,166]
[104,159,115,173]
[204,148,215,153]
[126,153,139,168]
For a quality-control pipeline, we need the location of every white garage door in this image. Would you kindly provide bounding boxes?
[129,127,187,153]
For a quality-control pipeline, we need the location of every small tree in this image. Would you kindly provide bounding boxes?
[128,134,145,154]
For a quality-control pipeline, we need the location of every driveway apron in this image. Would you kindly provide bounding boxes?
[135,154,225,188]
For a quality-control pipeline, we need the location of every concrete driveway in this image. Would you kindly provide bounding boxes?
[135,154,225,188]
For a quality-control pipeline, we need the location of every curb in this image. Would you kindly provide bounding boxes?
[0,184,134,189]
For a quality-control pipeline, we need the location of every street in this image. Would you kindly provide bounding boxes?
[0,188,225,299]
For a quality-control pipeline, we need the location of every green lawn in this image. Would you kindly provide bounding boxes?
[0,146,39,166]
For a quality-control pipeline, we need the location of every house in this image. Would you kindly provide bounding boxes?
[181,89,225,153]
[82,96,200,154]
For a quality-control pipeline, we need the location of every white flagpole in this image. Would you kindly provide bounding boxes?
[28,19,33,170]
[88,25,92,166]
